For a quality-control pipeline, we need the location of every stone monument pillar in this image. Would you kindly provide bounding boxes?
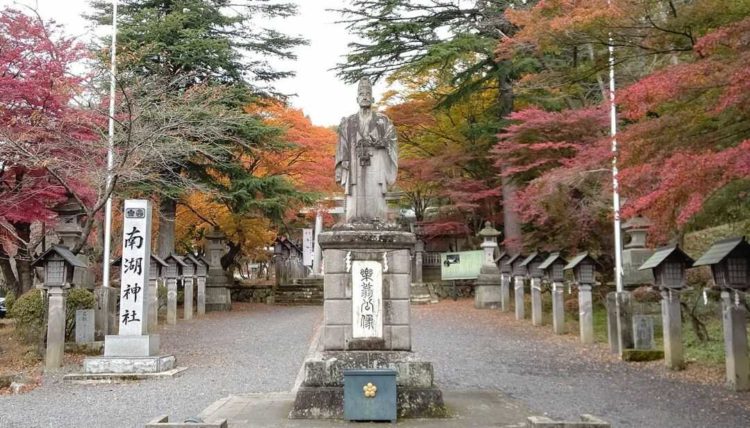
[579,285,594,344]
[84,200,175,374]
[514,276,525,320]
[204,228,232,311]
[551,281,566,334]
[531,278,543,326]
[196,257,208,317]
[474,222,502,309]
[722,291,749,391]
[500,273,511,312]
[46,286,66,369]
[292,79,444,420]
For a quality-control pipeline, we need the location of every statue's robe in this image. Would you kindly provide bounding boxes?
[335,111,398,223]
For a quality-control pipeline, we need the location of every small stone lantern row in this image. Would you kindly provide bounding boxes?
[692,236,750,391]
[563,252,597,286]
[31,245,88,369]
[163,253,188,325]
[507,253,527,321]
[539,252,567,284]
[32,245,87,288]
[564,252,598,345]
[638,244,694,371]
[521,252,547,327]
[539,252,568,335]
[694,236,750,291]
[639,245,694,290]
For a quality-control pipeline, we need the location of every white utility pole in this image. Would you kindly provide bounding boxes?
[608,2,624,293]
[102,1,118,288]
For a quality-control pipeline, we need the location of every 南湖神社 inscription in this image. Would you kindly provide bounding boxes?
[118,200,152,335]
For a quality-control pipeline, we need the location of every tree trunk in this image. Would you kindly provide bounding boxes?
[15,222,34,294]
[497,71,522,251]
[157,197,176,258]
[0,246,19,294]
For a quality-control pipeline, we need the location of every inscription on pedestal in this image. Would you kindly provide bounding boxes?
[352,260,383,339]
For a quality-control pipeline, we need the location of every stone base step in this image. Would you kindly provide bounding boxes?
[274,283,324,306]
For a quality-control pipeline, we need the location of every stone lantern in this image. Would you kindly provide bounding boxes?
[622,217,655,286]
[52,196,85,249]
[539,252,567,335]
[507,253,527,320]
[163,253,187,325]
[474,222,502,309]
[693,236,750,391]
[520,252,547,326]
[204,227,231,311]
[51,197,92,288]
[32,245,87,369]
[495,251,512,312]
[564,252,598,344]
[639,245,694,370]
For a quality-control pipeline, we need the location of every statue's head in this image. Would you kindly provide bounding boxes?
[357,77,374,108]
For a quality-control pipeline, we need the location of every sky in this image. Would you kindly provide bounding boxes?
[0,0,386,126]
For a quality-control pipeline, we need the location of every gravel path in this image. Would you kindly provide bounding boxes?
[412,299,750,428]
[0,303,321,428]
[2,299,748,427]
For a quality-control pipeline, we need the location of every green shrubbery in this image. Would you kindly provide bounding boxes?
[9,290,46,345]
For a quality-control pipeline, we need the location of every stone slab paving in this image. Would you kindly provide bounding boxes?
[2,300,749,427]
[0,304,322,428]
[413,299,750,428]
[198,391,532,427]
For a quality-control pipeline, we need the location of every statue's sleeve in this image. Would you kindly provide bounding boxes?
[383,116,398,186]
[335,117,350,191]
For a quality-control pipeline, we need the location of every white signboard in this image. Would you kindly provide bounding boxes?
[118,200,152,336]
[302,228,314,267]
[352,260,383,339]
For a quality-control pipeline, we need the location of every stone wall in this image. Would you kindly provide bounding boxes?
[230,285,274,303]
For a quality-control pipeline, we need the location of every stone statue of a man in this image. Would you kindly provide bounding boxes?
[335,78,398,223]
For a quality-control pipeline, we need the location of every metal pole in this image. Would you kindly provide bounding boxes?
[102,1,118,288]
[608,1,624,293]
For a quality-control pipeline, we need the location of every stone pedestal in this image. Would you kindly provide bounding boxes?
[148,278,159,333]
[183,277,194,320]
[661,290,684,370]
[500,273,511,312]
[514,276,525,320]
[319,229,414,351]
[167,277,177,325]
[197,276,206,316]
[551,281,566,334]
[721,291,749,391]
[531,278,543,326]
[291,351,444,419]
[616,291,634,356]
[46,286,66,369]
[410,282,432,305]
[578,285,594,344]
[293,226,444,419]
